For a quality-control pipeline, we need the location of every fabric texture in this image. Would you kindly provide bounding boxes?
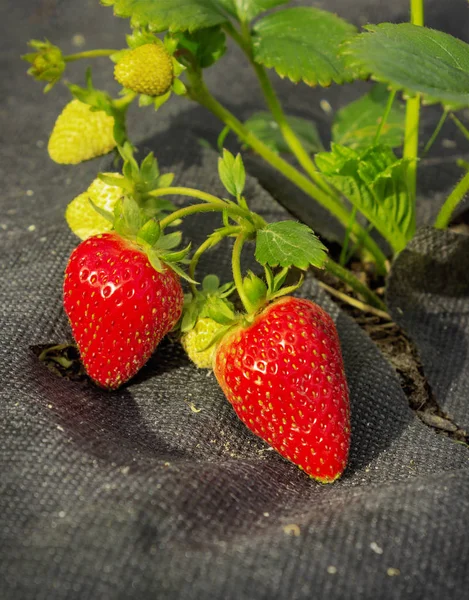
[2,1,469,599]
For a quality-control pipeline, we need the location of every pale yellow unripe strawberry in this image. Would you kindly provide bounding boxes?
[48,99,116,164]
[181,318,227,369]
[65,173,124,240]
[114,43,174,97]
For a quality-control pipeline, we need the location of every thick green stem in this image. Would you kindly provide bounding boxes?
[434,171,469,229]
[65,49,118,62]
[186,72,388,273]
[404,0,424,200]
[410,0,424,26]
[324,259,387,311]
[374,90,397,144]
[232,233,255,314]
[153,187,265,229]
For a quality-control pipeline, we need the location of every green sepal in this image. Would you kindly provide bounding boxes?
[152,90,172,111]
[113,195,146,238]
[165,261,198,285]
[88,199,115,224]
[147,249,164,273]
[268,274,304,302]
[243,271,268,310]
[172,78,187,96]
[157,231,183,251]
[99,173,134,192]
[195,323,238,353]
[161,242,192,263]
[136,218,161,247]
[179,275,236,334]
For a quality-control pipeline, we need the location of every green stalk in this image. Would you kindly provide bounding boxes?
[434,170,469,229]
[403,0,424,200]
[450,113,469,141]
[188,226,242,294]
[374,90,397,144]
[232,233,255,314]
[186,72,388,273]
[65,49,118,62]
[324,259,387,311]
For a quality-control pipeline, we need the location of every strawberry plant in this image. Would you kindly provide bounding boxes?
[22,0,469,481]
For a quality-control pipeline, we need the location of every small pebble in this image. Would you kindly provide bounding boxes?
[327,566,337,575]
[387,568,400,577]
[370,541,384,555]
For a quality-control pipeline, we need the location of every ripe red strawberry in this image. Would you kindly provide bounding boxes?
[64,232,183,389]
[213,296,350,483]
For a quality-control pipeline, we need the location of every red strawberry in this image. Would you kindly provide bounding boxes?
[213,296,350,483]
[64,232,183,389]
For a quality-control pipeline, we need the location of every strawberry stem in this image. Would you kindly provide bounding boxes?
[188,226,243,295]
[65,49,119,62]
[185,69,388,274]
[232,232,256,314]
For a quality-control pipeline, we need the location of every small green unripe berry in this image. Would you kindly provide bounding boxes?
[114,44,174,97]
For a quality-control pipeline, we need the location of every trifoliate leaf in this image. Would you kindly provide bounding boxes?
[101,0,230,33]
[244,111,323,154]
[343,23,469,109]
[256,221,328,270]
[252,8,357,86]
[218,149,246,197]
[316,144,415,252]
[332,84,405,149]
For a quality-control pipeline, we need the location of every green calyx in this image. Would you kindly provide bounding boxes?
[180,275,236,333]
[92,193,192,281]
[22,39,66,92]
[99,144,177,219]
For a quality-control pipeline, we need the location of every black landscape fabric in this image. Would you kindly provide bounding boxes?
[2,1,469,599]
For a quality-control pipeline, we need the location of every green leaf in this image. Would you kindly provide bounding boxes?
[332,84,405,149]
[101,0,230,33]
[252,7,357,86]
[343,23,469,108]
[206,297,236,323]
[244,111,323,154]
[218,149,246,197]
[256,221,327,270]
[315,144,415,252]
[218,0,289,22]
